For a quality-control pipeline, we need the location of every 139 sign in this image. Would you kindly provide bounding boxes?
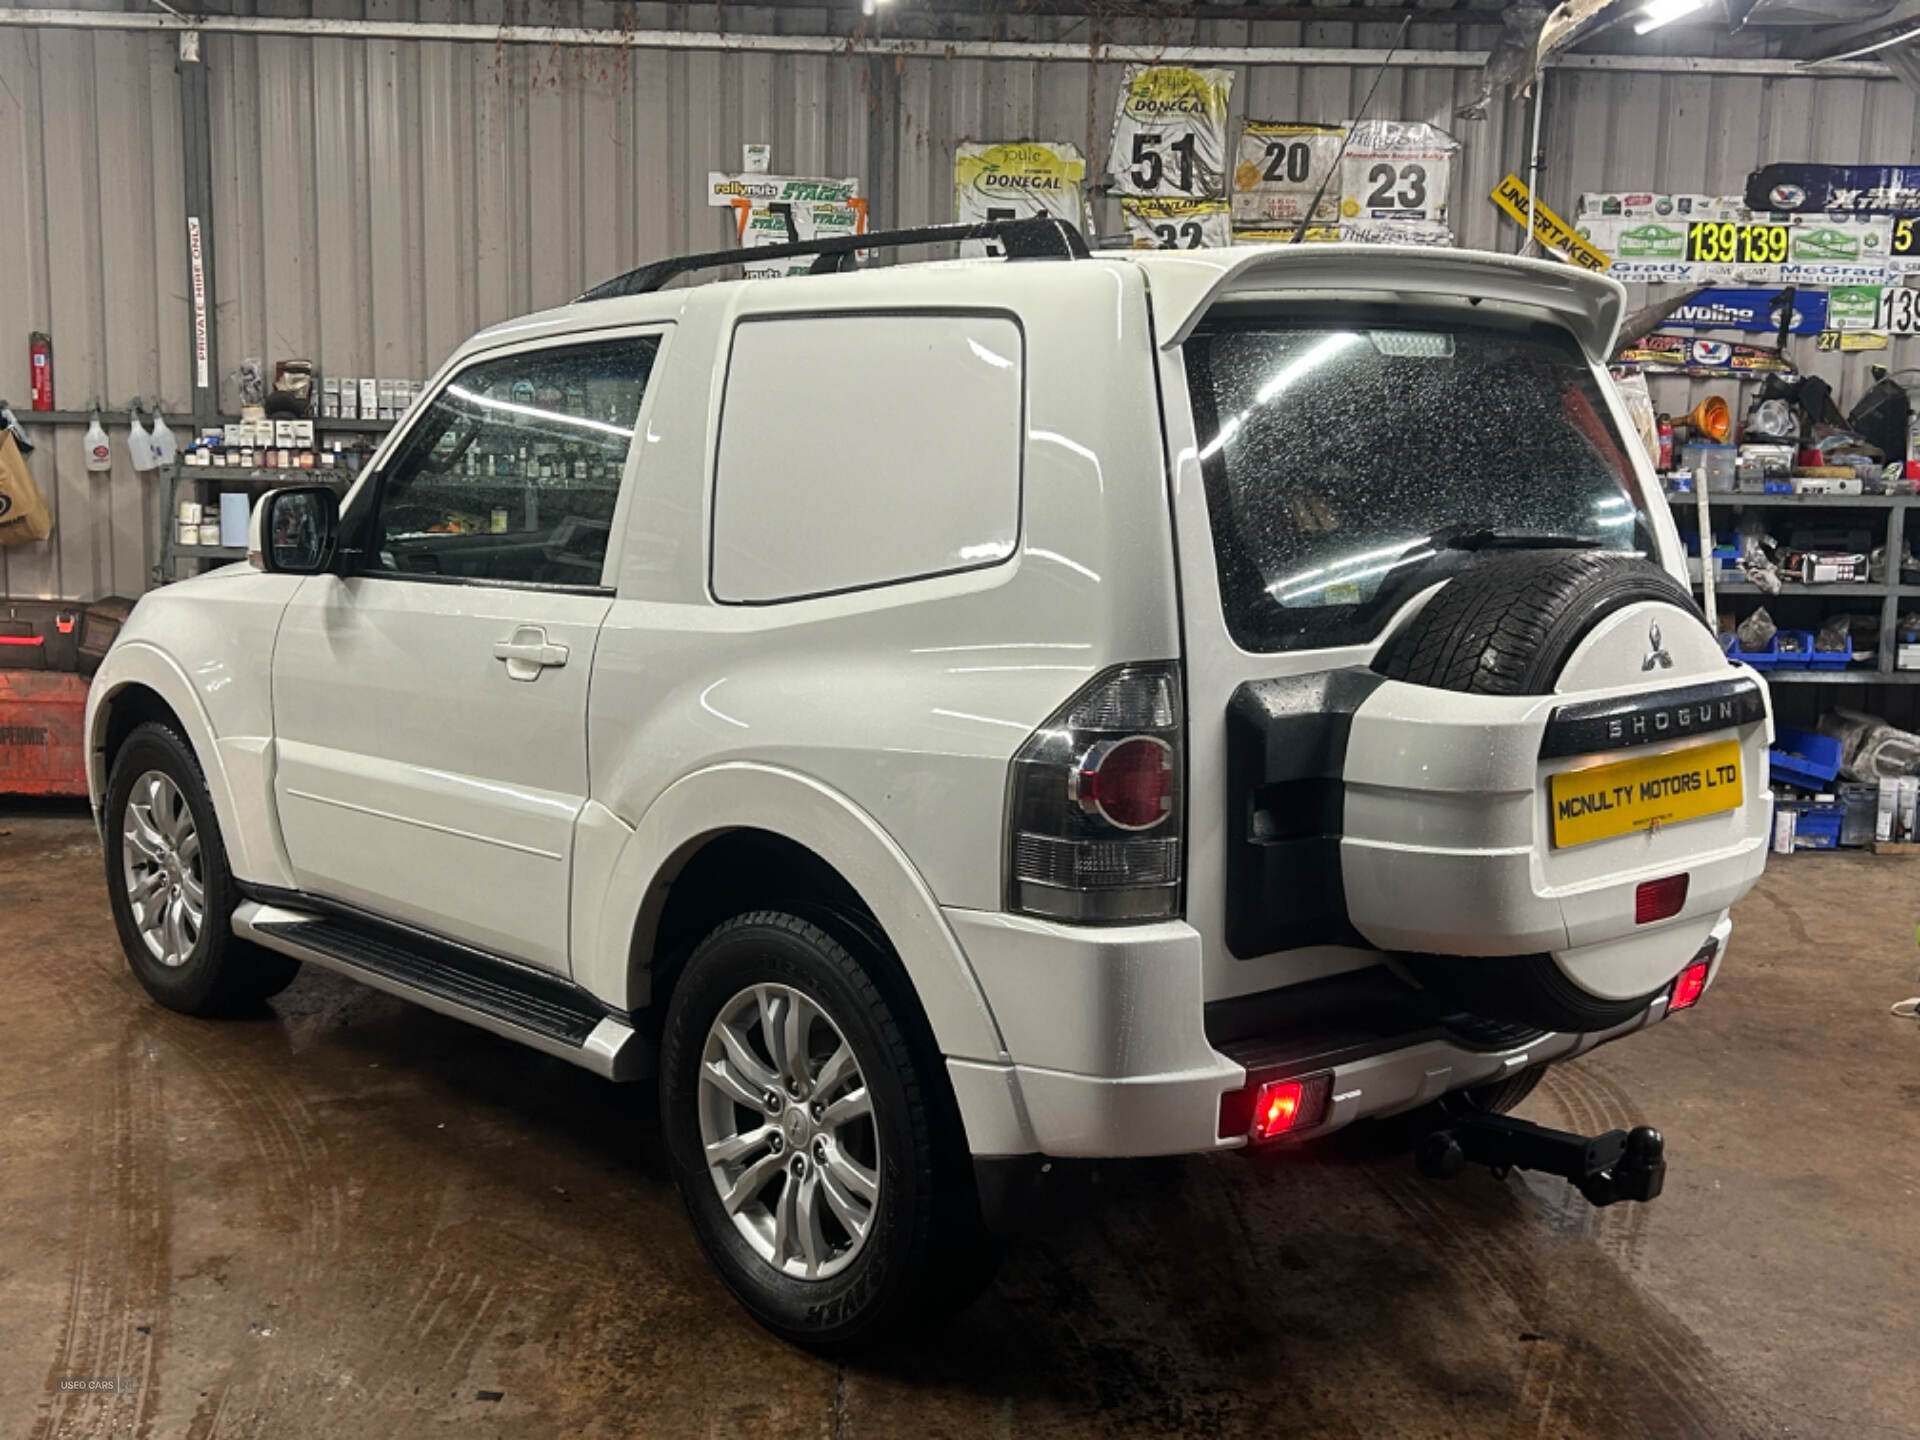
[1876,284,1920,335]
[1685,220,1790,265]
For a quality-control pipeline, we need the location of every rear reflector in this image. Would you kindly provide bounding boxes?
[1635,873,1689,924]
[1220,1071,1333,1141]
[1668,959,1710,1013]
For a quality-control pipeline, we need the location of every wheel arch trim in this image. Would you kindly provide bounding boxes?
[86,642,295,890]
[578,761,1009,1066]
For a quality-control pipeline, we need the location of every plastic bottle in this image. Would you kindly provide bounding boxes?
[83,407,112,472]
[127,406,157,472]
[148,410,177,466]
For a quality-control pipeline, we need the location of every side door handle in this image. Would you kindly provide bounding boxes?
[493,625,569,681]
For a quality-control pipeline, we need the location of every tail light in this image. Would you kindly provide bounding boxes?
[1006,662,1183,923]
[1668,958,1711,1012]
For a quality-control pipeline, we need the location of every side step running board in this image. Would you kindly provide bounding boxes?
[233,900,649,1081]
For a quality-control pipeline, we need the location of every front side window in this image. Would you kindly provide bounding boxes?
[1184,307,1652,653]
[363,336,659,587]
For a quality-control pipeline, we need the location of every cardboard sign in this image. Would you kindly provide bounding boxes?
[1122,197,1232,249]
[954,142,1087,258]
[1231,122,1343,232]
[1107,66,1233,200]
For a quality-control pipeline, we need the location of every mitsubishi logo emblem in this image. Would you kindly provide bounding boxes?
[1643,620,1673,672]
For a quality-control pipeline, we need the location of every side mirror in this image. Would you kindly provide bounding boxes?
[248,486,339,574]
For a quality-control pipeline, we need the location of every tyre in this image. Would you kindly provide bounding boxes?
[1375,550,1707,1034]
[1374,548,1700,697]
[658,910,996,1351]
[104,721,301,1015]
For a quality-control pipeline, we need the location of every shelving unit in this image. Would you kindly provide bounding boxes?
[156,464,358,584]
[1684,488,1919,686]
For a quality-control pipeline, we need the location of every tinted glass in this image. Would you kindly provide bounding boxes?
[366,337,658,586]
[1184,310,1651,653]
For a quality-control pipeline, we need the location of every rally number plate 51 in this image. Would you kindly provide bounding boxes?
[1550,739,1743,848]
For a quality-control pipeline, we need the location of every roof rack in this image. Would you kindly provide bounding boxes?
[573,216,1090,302]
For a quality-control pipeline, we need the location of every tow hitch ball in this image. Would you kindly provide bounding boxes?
[1415,1112,1667,1207]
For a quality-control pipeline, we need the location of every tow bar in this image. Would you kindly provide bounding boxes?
[1415,1112,1667,1207]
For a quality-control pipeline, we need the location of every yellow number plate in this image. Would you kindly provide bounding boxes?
[1550,740,1743,848]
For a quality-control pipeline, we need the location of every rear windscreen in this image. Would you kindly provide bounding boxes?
[1183,307,1652,654]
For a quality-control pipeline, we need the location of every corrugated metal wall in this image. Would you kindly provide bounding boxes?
[0,1,1911,598]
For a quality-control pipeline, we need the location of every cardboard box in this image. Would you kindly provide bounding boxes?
[360,378,379,415]
[292,419,314,447]
[274,419,296,448]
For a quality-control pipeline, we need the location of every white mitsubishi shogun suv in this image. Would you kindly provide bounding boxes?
[87,220,1771,1350]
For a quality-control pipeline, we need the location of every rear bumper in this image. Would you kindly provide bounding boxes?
[944,907,1729,1160]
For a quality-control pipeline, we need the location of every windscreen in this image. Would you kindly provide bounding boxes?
[1184,308,1652,654]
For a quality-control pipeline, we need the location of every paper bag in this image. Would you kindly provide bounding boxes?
[0,431,52,547]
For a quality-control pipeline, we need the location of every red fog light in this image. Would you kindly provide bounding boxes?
[1221,1072,1334,1141]
[1635,873,1689,925]
[1255,1081,1304,1138]
[1668,959,1710,1013]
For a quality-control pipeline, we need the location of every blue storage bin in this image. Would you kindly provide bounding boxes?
[1769,725,1843,790]
[1806,634,1855,670]
[1779,799,1844,850]
[1721,631,1779,670]
[1773,631,1814,669]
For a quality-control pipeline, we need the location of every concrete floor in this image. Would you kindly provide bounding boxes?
[2,805,1916,1440]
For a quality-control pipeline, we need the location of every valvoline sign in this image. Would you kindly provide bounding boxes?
[1661,287,1829,335]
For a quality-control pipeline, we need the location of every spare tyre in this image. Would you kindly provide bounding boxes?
[1371,548,1710,1035]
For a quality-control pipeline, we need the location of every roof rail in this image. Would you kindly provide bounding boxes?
[573,216,1089,302]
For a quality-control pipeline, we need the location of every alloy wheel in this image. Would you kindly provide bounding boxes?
[697,982,880,1281]
[121,770,205,968]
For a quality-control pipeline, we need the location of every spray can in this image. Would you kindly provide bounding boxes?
[29,333,53,411]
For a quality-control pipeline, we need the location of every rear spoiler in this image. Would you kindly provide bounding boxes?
[1138,245,1627,365]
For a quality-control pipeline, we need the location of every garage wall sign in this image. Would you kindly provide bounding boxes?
[706,173,866,278]
[1122,196,1232,249]
[1889,217,1920,276]
[1574,192,1891,285]
[1612,333,1796,377]
[954,142,1088,258]
[1232,121,1343,234]
[1661,287,1828,335]
[1339,121,1454,242]
[1107,66,1233,201]
[1491,174,1609,272]
[1815,329,1889,352]
[1745,163,1920,216]
[1874,283,1920,335]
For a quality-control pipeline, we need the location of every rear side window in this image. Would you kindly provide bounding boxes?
[711,313,1023,604]
[1184,308,1652,654]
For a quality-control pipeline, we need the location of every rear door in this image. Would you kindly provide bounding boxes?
[270,330,663,973]
[1154,282,1751,1005]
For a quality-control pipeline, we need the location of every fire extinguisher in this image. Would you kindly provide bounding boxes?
[1656,414,1674,472]
[29,332,53,411]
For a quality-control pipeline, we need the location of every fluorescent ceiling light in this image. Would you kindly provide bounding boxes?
[1633,0,1708,35]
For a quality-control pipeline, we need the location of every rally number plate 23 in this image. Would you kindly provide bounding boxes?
[1549,740,1743,848]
